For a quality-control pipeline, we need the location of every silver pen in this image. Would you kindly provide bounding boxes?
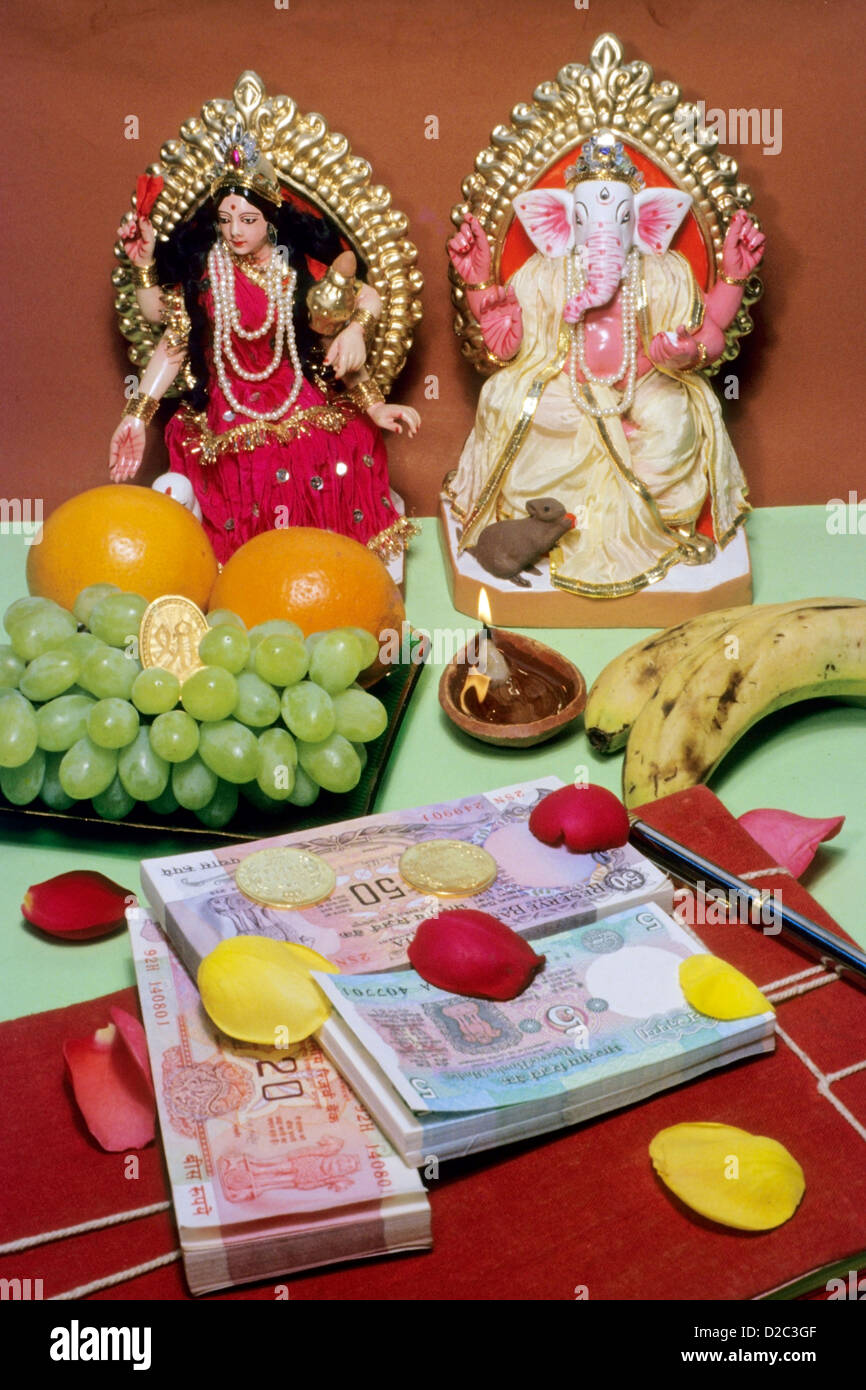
[628,815,866,992]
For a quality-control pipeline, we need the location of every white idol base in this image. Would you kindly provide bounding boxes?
[438,497,752,628]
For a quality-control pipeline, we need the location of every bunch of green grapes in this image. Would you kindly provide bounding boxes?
[0,587,388,829]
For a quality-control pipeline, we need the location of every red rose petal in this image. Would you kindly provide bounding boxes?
[64,1015,155,1151]
[529,783,630,853]
[136,173,164,220]
[739,809,845,879]
[408,908,545,1001]
[22,870,136,940]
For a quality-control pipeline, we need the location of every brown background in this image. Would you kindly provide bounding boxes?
[2,0,864,520]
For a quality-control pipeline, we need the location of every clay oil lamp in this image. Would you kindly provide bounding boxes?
[439,590,586,748]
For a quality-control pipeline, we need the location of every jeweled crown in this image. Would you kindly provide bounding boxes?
[209,122,282,209]
[564,134,645,193]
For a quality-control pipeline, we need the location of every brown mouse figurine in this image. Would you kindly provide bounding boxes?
[466,498,576,587]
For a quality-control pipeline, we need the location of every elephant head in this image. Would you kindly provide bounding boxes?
[513,134,692,317]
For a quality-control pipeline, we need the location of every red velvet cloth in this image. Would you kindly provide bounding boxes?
[2,788,864,1300]
[165,265,393,565]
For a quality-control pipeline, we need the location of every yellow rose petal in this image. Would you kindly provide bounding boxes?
[279,942,340,976]
[198,935,336,971]
[679,953,774,1021]
[197,935,336,1045]
[649,1122,805,1231]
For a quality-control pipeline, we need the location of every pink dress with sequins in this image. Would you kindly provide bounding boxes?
[164,263,396,565]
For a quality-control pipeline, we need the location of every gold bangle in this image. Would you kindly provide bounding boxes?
[131,262,160,289]
[348,306,378,351]
[349,379,385,412]
[687,341,709,371]
[718,270,750,287]
[461,277,496,292]
[161,288,191,353]
[122,393,159,424]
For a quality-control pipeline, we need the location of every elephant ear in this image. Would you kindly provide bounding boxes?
[633,188,693,255]
[513,190,574,257]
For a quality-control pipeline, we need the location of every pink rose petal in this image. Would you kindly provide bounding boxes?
[408,909,545,1001]
[529,783,630,854]
[64,1014,156,1151]
[738,809,845,879]
[109,1006,155,1098]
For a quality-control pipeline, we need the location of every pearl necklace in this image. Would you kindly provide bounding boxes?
[565,247,640,418]
[207,241,303,422]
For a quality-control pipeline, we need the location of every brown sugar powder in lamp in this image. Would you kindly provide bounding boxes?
[439,589,586,748]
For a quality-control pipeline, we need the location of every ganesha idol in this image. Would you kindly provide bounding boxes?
[441,37,766,627]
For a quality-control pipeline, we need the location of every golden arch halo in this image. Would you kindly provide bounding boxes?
[113,70,422,396]
[449,33,762,377]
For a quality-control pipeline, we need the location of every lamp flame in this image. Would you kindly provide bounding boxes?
[459,669,492,715]
[477,588,492,627]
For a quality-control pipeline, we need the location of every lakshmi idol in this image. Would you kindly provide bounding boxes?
[109,125,419,564]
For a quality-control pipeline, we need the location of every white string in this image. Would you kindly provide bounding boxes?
[0,1200,171,1254]
[760,963,827,991]
[775,1023,866,1143]
[50,1250,181,1301]
[740,867,791,880]
[764,973,840,1004]
[825,1058,866,1084]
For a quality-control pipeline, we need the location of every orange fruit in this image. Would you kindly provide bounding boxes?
[27,486,218,611]
[208,528,405,650]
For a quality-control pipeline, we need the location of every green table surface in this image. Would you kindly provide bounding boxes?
[1,507,864,1024]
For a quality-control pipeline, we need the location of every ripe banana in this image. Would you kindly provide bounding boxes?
[585,604,754,753]
[623,598,866,808]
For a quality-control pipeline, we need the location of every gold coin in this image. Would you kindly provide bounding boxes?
[399,840,497,897]
[138,595,208,681]
[235,847,337,910]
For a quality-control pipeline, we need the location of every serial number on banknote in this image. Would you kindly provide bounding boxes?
[344,985,418,998]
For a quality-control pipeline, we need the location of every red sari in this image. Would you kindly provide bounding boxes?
[164,264,396,565]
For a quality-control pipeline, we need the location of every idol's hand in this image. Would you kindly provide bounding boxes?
[477,285,523,359]
[109,418,145,481]
[325,322,367,378]
[117,211,156,267]
[721,210,765,280]
[649,325,702,371]
[367,403,420,438]
[448,215,492,286]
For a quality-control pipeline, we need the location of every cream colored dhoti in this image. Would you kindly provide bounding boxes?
[450,251,749,596]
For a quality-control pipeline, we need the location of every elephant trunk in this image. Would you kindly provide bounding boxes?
[564,229,627,322]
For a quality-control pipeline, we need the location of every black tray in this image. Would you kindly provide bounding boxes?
[0,647,425,843]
